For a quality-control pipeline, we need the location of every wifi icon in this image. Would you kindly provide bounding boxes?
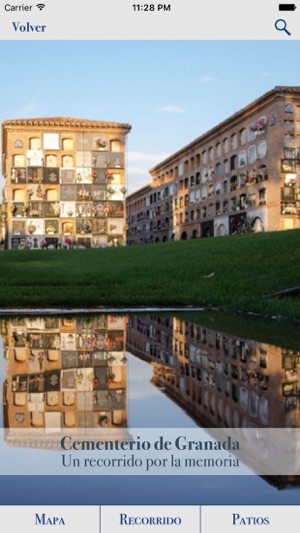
[36,3,45,10]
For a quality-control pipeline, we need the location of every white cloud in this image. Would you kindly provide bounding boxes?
[127,150,170,194]
[157,105,186,113]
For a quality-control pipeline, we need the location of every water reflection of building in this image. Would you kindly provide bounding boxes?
[126,315,300,429]
[2,315,128,447]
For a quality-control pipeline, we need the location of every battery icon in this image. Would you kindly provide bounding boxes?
[279,3,297,9]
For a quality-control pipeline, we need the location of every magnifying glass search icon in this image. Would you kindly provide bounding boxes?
[275,19,291,35]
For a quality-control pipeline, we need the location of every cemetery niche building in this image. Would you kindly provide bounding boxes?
[126,86,300,244]
[1,118,131,249]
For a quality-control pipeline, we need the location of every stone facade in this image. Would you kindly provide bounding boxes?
[2,118,131,249]
[126,86,300,244]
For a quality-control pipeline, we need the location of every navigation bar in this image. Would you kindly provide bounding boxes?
[0,506,297,532]
[0,0,299,39]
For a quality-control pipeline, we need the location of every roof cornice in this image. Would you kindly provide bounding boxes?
[2,117,131,131]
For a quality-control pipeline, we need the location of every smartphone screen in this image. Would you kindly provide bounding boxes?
[0,1,299,531]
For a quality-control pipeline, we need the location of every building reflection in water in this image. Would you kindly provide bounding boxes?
[2,315,128,444]
[126,315,300,430]
[2,313,300,488]
[126,314,300,489]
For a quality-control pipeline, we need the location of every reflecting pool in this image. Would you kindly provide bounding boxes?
[1,311,300,504]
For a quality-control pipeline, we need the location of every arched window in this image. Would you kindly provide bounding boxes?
[230,155,237,171]
[215,162,222,177]
[46,189,58,201]
[13,155,25,167]
[239,172,247,188]
[208,184,214,197]
[217,224,227,236]
[13,189,25,201]
[223,138,229,153]
[252,217,264,232]
[258,164,268,181]
[285,104,293,113]
[62,155,74,168]
[248,146,257,164]
[230,175,238,191]
[258,140,267,159]
[259,188,266,205]
[240,128,247,145]
[239,150,246,167]
[231,134,237,150]
[45,154,58,167]
[62,138,74,150]
[29,137,41,150]
[239,194,247,210]
[110,140,121,152]
[201,168,208,182]
[248,192,256,207]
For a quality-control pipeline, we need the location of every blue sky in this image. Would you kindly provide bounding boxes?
[0,40,299,193]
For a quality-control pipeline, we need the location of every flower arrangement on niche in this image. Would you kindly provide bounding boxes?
[27,224,36,234]
[63,223,73,235]
[78,189,90,201]
[63,238,76,249]
[78,222,92,235]
[36,191,46,200]
[106,186,115,197]
[29,210,40,217]
[106,171,114,182]
[120,186,127,197]
[109,223,117,232]
[46,224,56,234]
[104,204,113,216]
[96,137,107,149]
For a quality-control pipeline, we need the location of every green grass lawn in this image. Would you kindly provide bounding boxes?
[0,229,300,319]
